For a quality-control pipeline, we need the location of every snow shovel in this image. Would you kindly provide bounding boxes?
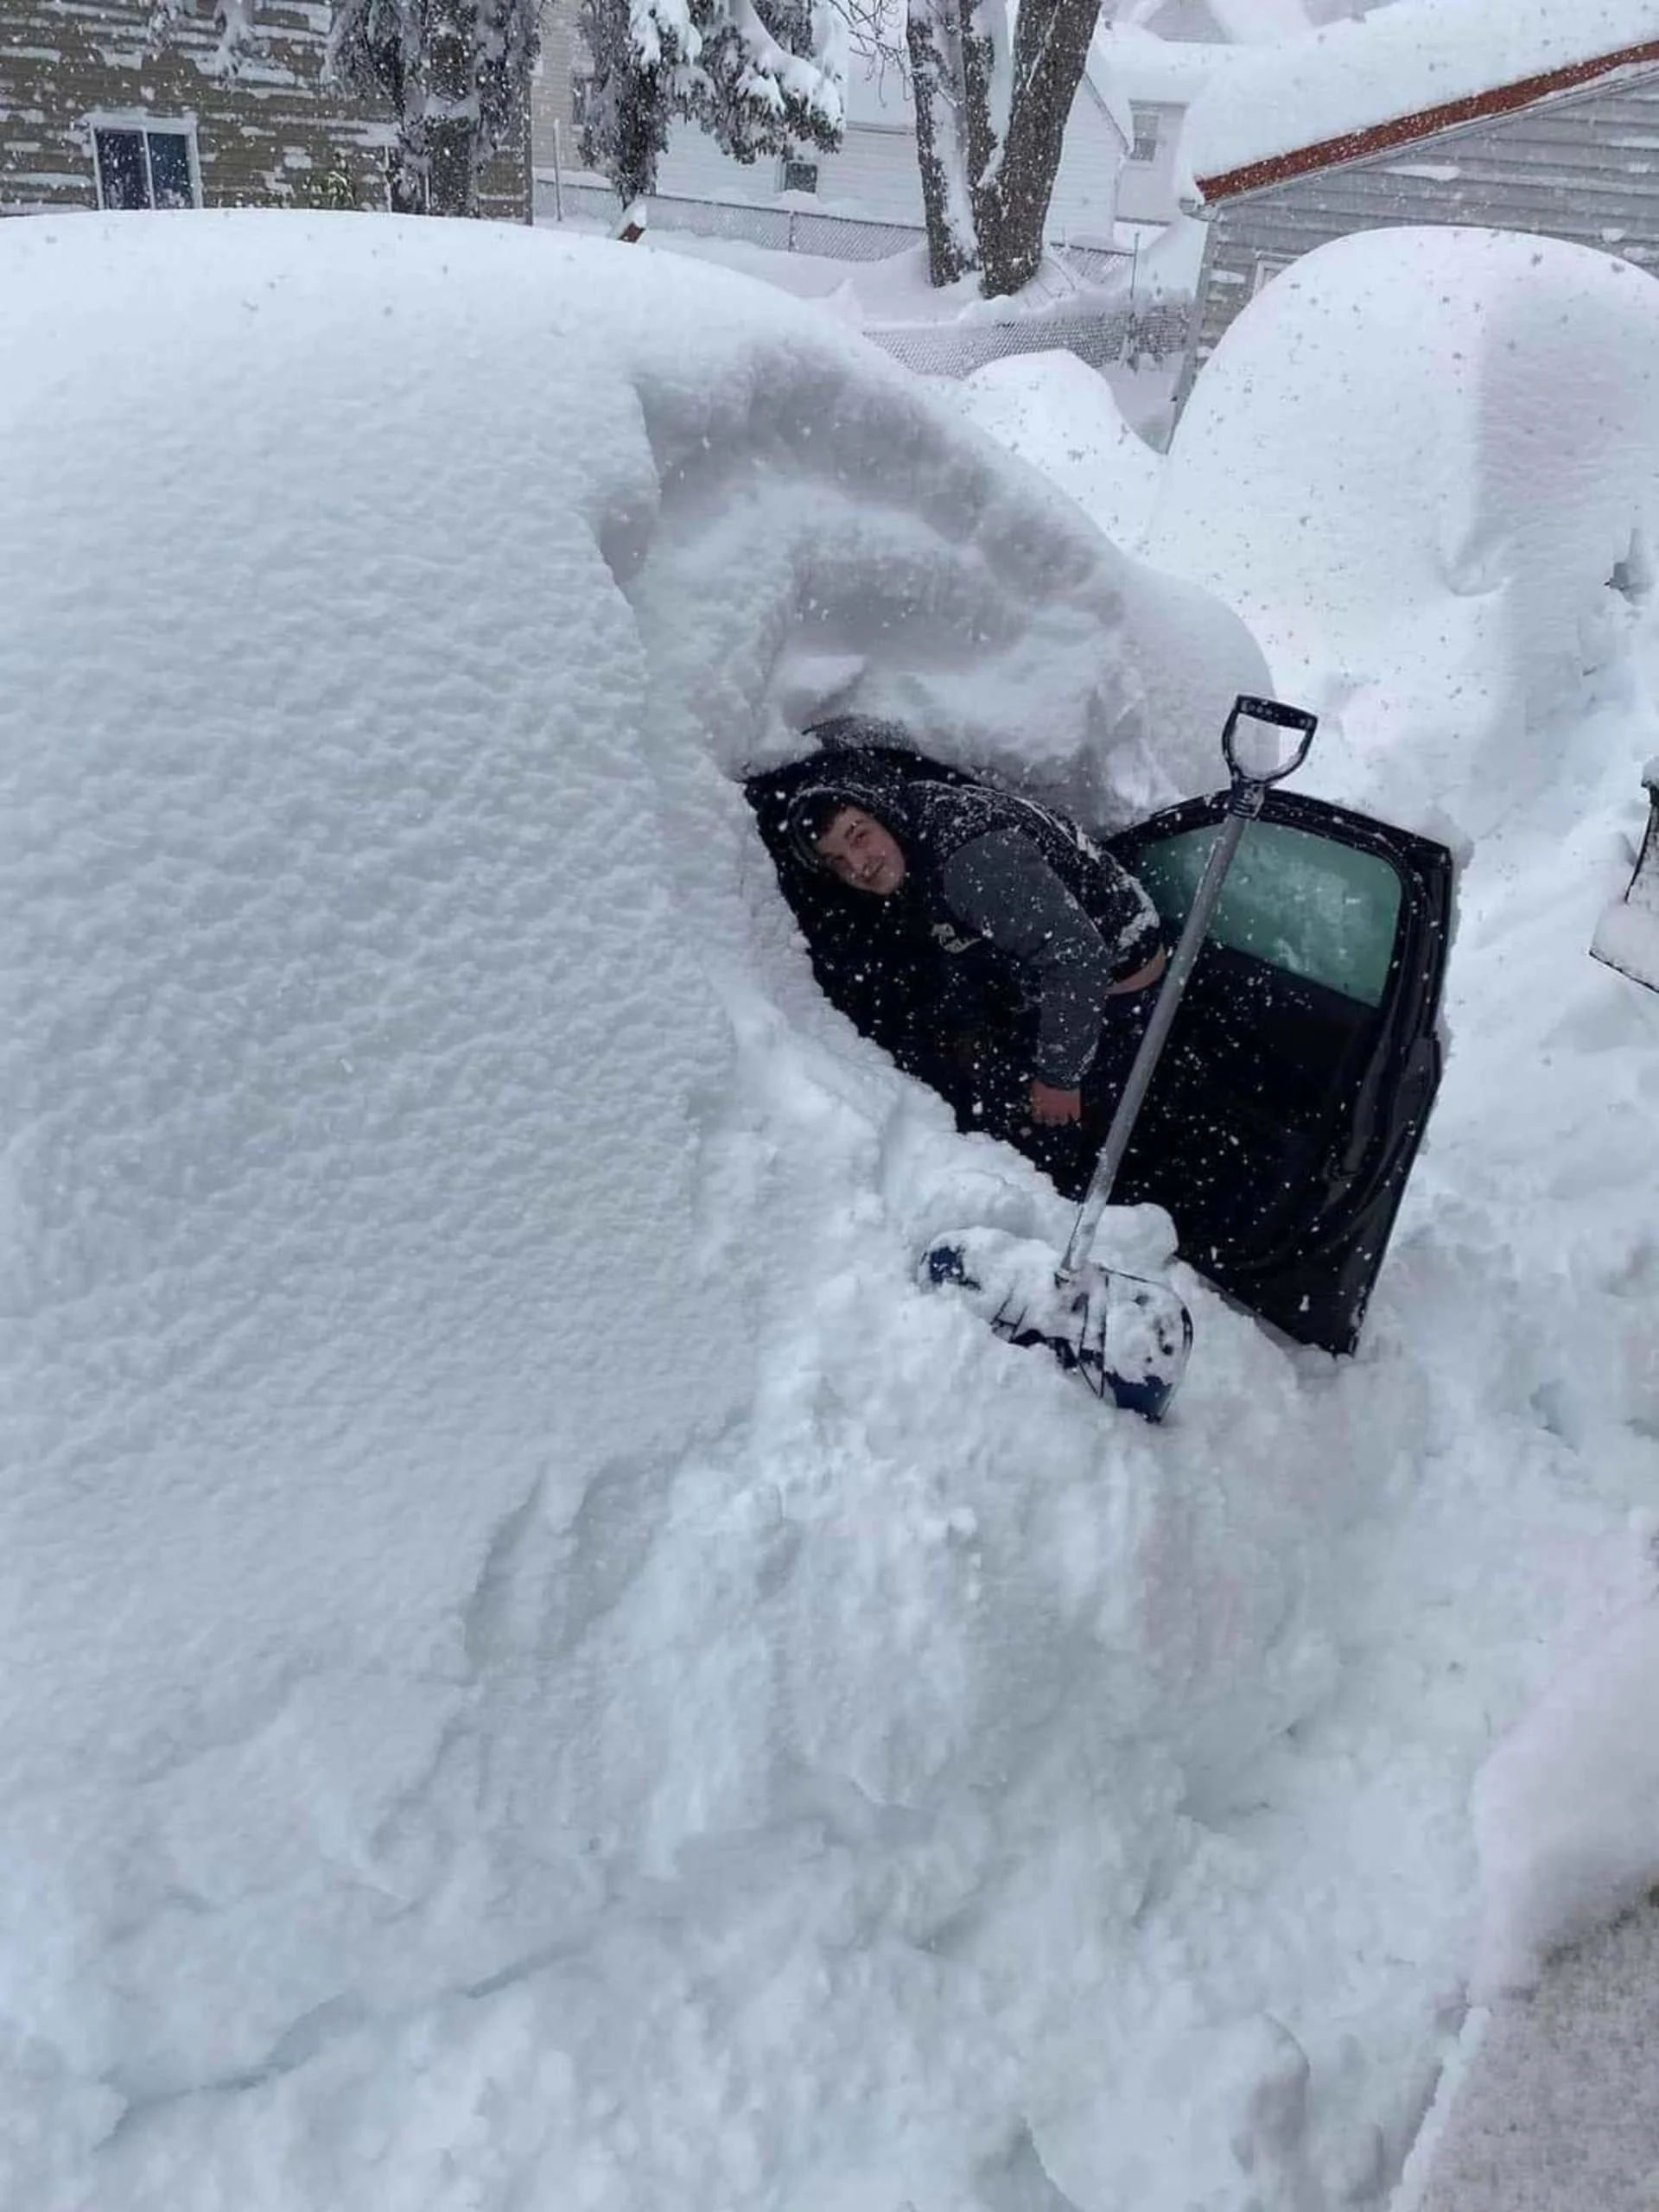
[1590,763,1659,994]
[922,694,1319,1422]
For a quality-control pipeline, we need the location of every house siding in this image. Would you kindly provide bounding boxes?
[0,0,528,219]
[1181,73,1659,400]
[528,7,580,174]
[1116,99,1184,226]
[652,118,925,226]
[1049,84,1122,245]
[575,75,1121,246]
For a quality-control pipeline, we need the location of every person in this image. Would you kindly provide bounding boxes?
[783,754,1166,1199]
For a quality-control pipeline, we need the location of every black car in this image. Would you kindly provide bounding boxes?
[747,732,1454,1357]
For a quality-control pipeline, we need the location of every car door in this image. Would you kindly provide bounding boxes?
[1106,790,1454,1356]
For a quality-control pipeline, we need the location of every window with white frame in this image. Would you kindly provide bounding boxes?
[1128,105,1160,164]
[92,122,200,209]
[779,156,818,194]
[1251,253,1292,296]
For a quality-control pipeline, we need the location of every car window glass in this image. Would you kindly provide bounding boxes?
[1133,817,1402,1006]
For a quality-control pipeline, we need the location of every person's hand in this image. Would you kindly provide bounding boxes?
[1028,1080,1082,1126]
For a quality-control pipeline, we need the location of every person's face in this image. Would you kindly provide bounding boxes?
[817,806,907,895]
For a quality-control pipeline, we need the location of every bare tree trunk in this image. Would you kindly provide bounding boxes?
[907,0,977,287]
[968,0,1102,297]
[426,0,480,215]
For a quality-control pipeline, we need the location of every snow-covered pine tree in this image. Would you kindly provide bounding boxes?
[327,0,539,216]
[911,0,1114,299]
[579,0,846,201]
[576,0,673,206]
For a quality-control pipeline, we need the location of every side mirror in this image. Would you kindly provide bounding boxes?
[1591,766,1659,994]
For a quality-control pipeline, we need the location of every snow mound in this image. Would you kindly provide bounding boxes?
[949,349,1164,551]
[3,211,1360,2210]
[1473,1592,1659,1993]
[1150,226,1659,834]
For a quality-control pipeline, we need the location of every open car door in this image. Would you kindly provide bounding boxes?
[1106,790,1454,1355]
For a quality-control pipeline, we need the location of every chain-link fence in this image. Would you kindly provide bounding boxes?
[536,174,925,261]
[535,174,1135,273]
[533,170,1188,389]
[863,296,1192,381]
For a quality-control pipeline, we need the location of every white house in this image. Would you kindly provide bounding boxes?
[650,49,930,228]
[1100,24,1238,226]
[536,32,1131,253]
[1102,0,1398,226]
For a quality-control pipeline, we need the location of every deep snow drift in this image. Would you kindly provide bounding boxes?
[2,213,1322,2212]
[5,210,1659,2212]
[945,351,1164,553]
[1150,226,1659,840]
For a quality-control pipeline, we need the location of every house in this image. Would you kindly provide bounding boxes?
[1120,0,1382,37]
[0,0,529,219]
[1177,0,1659,403]
[1100,25,1237,228]
[533,30,1129,257]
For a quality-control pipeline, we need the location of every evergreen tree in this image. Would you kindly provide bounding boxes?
[577,0,673,205]
[579,0,846,200]
[328,0,540,216]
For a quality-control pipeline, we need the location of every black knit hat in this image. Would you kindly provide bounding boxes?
[785,785,862,872]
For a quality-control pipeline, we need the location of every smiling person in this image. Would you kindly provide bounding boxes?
[785,760,1166,1195]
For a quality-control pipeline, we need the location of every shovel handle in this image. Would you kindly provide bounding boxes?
[1223,695,1318,791]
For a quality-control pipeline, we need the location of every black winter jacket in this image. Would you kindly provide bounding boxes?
[787,760,1163,1088]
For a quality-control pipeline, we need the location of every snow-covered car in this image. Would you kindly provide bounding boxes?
[751,736,1454,1353]
[10,191,1659,2212]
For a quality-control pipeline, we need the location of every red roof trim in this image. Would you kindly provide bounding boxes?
[1196,38,1659,205]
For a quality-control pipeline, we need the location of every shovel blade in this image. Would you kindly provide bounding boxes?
[923,1230,1192,1423]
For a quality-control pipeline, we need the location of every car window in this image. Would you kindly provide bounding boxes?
[1133,817,1403,1007]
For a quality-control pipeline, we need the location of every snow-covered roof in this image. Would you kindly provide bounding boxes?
[842,51,913,128]
[1092,22,1243,109]
[1133,0,1324,41]
[1187,0,1659,203]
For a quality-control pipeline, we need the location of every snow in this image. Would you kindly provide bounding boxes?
[6,200,1659,2211]
[1186,0,1659,193]
[944,350,1165,549]
[1592,891,1659,988]
[1592,773,1659,986]
[1473,1592,1659,1993]
[0,208,1279,2209]
[1147,226,1659,837]
[842,48,913,127]
[1093,21,1243,109]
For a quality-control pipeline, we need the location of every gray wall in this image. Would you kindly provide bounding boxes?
[1179,74,1659,405]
